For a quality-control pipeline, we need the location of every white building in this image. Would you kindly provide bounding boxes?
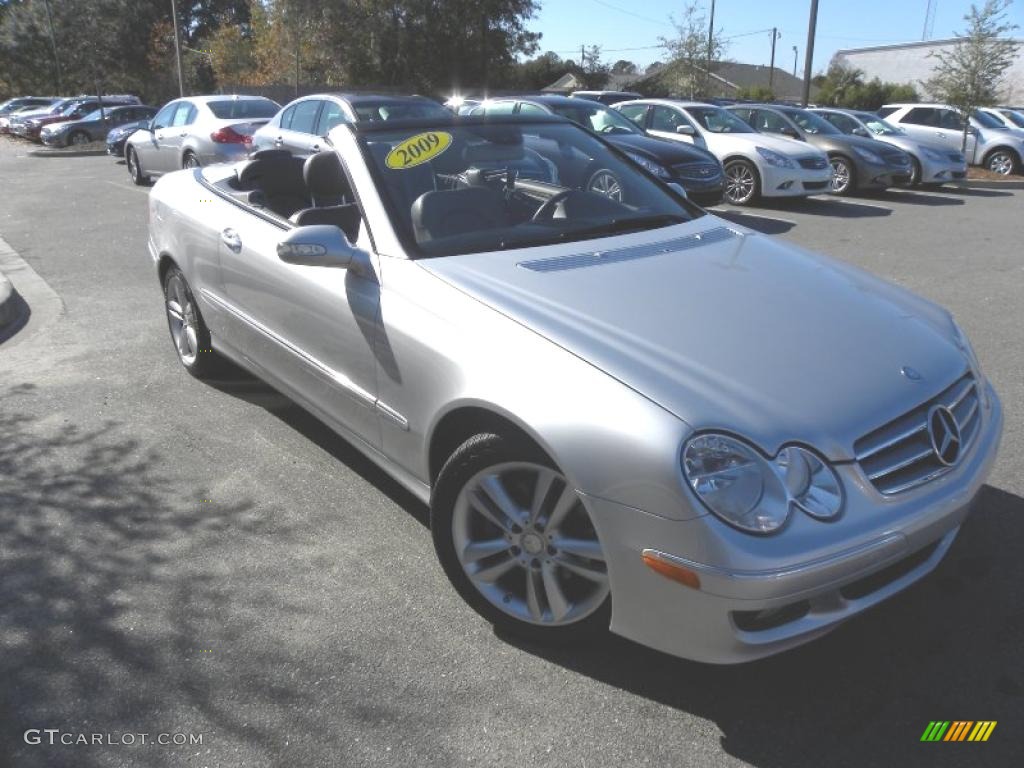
[833,38,1024,103]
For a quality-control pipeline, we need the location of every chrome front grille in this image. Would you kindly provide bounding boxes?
[881,149,910,166]
[854,372,981,495]
[798,156,828,170]
[673,162,722,180]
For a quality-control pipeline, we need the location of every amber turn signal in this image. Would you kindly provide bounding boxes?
[642,550,701,589]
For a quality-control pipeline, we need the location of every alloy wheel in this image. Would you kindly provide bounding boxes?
[70,132,89,146]
[183,153,200,169]
[987,151,1014,176]
[724,161,756,205]
[588,170,623,201]
[452,462,609,626]
[830,158,852,194]
[165,273,199,366]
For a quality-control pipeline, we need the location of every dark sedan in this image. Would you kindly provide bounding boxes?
[472,95,725,205]
[18,95,140,141]
[727,104,912,195]
[106,119,151,157]
[41,104,156,147]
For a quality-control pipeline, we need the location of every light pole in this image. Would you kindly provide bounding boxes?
[792,45,798,78]
[41,0,62,94]
[706,0,716,96]
[170,0,185,97]
[801,0,819,107]
[769,28,781,91]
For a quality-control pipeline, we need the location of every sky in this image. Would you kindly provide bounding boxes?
[528,0,1024,77]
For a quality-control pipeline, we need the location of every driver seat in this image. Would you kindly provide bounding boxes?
[411,188,508,242]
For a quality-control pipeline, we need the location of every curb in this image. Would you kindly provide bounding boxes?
[0,270,22,333]
[960,178,1024,190]
[28,147,108,158]
[0,233,64,346]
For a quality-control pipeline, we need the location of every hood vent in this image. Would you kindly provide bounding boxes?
[517,226,741,273]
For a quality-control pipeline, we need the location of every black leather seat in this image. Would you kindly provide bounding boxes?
[411,188,508,242]
[289,151,361,241]
[236,153,308,218]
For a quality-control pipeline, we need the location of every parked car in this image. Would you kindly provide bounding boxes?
[472,95,725,205]
[146,111,1001,664]
[106,119,150,158]
[443,96,483,115]
[878,103,1024,176]
[993,107,1024,129]
[124,95,280,183]
[614,99,831,205]
[17,95,141,141]
[810,107,966,187]
[6,97,79,136]
[0,96,58,132]
[975,106,1024,135]
[570,90,641,106]
[1,100,59,134]
[252,94,449,156]
[728,104,912,194]
[40,104,156,147]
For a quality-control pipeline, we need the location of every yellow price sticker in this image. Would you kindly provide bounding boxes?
[385,131,453,170]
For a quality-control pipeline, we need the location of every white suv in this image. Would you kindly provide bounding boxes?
[879,103,1024,176]
[615,99,831,205]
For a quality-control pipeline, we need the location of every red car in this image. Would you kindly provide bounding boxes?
[17,96,140,141]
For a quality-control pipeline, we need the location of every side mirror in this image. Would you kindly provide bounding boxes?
[277,225,363,271]
[675,124,695,135]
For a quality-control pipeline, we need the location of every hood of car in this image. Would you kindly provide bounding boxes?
[606,132,717,164]
[420,217,967,460]
[705,131,819,157]
[803,131,894,156]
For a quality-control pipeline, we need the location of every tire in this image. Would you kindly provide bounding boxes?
[162,265,223,379]
[722,159,759,205]
[908,156,922,187]
[586,168,623,201]
[68,130,90,147]
[431,432,611,642]
[828,155,856,195]
[127,147,149,185]
[984,148,1017,176]
[182,151,200,169]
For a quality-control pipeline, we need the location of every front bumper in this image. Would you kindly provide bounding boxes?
[40,133,67,147]
[760,164,831,198]
[918,155,969,185]
[585,382,1002,664]
[856,159,912,189]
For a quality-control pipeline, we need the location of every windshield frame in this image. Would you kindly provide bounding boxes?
[351,115,703,260]
[684,105,755,134]
[780,108,841,136]
[972,109,1005,129]
[544,100,645,136]
[850,112,903,136]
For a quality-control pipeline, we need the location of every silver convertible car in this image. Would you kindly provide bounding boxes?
[147,114,1002,663]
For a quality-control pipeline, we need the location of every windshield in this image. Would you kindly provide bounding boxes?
[207,99,279,119]
[353,100,450,121]
[686,106,754,133]
[972,109,1004,129]
[359,120,698,258]
[1002,110,1024,128]
[548,102,643,135]
[80,108,106,122]
[61,102,89,116]
[853,112,903,136]
[783,109,841,135]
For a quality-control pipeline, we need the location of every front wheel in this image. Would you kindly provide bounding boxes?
[908,156,922,187]
[68,131,91,146]
[163,266,222,379]
[985,149,1017,176]
[182,151,200,169]
[829,155,856,195]
[722,159,759,205]
[431,433,611,641]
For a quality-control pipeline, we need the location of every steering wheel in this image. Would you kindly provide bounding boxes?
[531,189,576,221]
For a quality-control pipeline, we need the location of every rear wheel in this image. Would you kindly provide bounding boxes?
[829,155,856,195]
[68,130,90,146]
[163,266,222,379]
[127,147,148,185]
[431,433,611,641]
[984,149,1017,176]
[723,159,759,205]
[182,151,200,169]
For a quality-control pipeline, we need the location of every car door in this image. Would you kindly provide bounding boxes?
[155,101,195,171]
[276,99,322,156]
[893,107,941,146]
[213,170,382,444]
[648,105,704,147]
[136,102,176,171]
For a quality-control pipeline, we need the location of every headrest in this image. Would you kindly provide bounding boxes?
[303,151,350,201]
[237,153,303,190]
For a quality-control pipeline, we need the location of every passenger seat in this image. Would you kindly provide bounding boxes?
[289,151,361,242]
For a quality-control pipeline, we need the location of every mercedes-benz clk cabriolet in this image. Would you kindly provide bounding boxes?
[147,114,1001,663]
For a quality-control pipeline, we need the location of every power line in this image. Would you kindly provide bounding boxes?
[586,0,665,26]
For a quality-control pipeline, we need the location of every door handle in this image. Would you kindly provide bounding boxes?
[180,131,188,137]
[312,143,320,152]
[221,228,242,253]
[274,137,284,146]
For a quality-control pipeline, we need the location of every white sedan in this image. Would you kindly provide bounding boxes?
[616,99,831,205]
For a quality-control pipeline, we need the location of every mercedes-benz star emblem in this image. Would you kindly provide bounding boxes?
[927,405,962,466]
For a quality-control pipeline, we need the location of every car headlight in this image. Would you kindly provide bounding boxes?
[682,434,843,534]
[755,146,796,168]
[853,146,884,164]
[625,151,670,178]
[920,146,947,162]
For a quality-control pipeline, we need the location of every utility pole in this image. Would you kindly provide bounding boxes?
[581,44,585,69]
[170,0,185,97]
[792,46,798,78]
[706,0,716,96]
[801,0,819,107]
[41,0,62,94]
[769,28,780,91]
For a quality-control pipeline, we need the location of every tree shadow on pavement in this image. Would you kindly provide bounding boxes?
[500,483,1024,768]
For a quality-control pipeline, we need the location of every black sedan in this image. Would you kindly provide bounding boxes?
[40,105,156,147]
[106,118,153,158]
[472,95,725,206]
[727,104,912,195]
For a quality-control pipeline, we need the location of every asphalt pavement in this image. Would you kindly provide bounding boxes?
[0,139,1021,768]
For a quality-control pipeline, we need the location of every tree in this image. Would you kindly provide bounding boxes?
[577,44,610,89]
[611,59,637,75]
[924,0,1021,150]
[659,2,727,98]
[735,85,775,102]
[816,62,864,106]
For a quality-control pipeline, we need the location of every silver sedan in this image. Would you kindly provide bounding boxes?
[125,95,279,184]
[146,114,1002,663]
